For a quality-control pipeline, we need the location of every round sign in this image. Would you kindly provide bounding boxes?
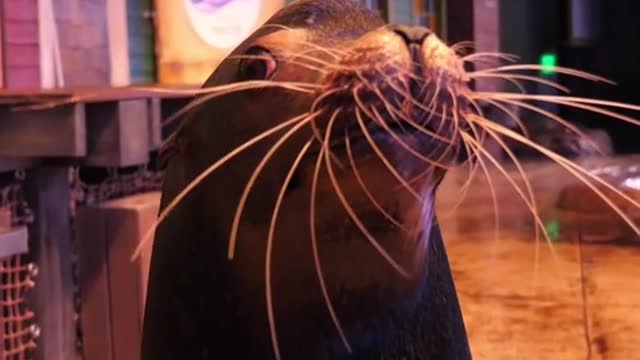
[184,0,263,49]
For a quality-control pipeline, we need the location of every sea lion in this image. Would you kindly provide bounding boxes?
[139,0,640,359]
[142,1,471,359]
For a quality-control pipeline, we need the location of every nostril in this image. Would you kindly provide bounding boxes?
[390,25,432,45]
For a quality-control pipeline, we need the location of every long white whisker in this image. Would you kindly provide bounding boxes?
[266,139,314,360]
[130,111,315,261]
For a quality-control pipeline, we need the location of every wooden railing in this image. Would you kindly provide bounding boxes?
[0,86,195,360]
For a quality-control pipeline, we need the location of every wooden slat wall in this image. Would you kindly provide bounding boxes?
[0,1,4,87]
[54,0,110,86]
[3,0,41,88]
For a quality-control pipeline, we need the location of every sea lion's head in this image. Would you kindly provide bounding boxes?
[160,0,476,356]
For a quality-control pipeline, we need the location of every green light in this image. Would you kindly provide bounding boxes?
[545,219,560,242]
[539,53,557,75]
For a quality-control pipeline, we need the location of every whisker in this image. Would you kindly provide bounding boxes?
[473,116,640,236]
[266,139,314,360]
[12,81,319,112]
[474,93,640,120]
[227,54,331,74]
[493,98,609,156]
[461,130,558,261]
[158,81,318,129]
[473,98,530,138]
[310,144,353,354]
[352,78,455,148]
[323,108,410,277]
[345,129,409,230]
[130,111,315,261]
[354,106,421,200]
[470,73,570,93]
[475,116,545,261]
[228,115,317,260]
[260,23,354,58]
[469,65,614,85]
[461,52,519,63]
[371,66,454,125]
[368,106,452,169]
[356,72,457,145]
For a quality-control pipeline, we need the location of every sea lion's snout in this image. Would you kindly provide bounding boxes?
[312,24,472,176]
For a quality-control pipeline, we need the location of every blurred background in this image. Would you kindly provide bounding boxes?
[0,0,637,359]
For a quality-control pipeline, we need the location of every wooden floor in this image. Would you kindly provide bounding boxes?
[436,157,640,360]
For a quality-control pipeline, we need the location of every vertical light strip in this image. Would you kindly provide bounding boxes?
[38,0,64,88]
[38,0,54,88]
[107,0,131,86]
[51,0,63,87]
[570,0,593,45]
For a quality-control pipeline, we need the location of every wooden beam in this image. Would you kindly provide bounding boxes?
[0,157,40,173]
[84,100,149,167]
[0,103,86,158]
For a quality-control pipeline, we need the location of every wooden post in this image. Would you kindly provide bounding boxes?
[445,0,474,46]
[84,100,150,167]
[24,167,76,360]
[473,0,501,92]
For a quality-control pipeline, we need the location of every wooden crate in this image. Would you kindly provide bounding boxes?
[75,192,160,360]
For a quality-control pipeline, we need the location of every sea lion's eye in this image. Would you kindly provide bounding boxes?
[239,46,278,80]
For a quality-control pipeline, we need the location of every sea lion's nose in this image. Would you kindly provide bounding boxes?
[390,25,432,45]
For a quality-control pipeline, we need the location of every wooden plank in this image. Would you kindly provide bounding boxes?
[103,192,159,360]
[0,157,39,173]
[76,202,114,360]
[0,226,28,257]
[76,192,160,360]
[84,100,150,167]
[3,0,40,89]
[24,167,77,360]
[580,244,640,359]
[0,84,197,105]
[0,103,86,157]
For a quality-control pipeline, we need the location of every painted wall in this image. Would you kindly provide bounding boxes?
[52,0,111,86]
[3,0,40,88]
